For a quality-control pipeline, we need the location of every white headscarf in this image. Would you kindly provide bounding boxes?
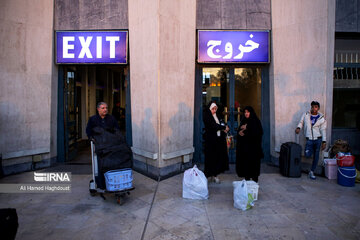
[209,103,221,136]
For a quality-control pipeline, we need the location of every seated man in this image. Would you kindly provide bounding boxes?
[86,102,120,139]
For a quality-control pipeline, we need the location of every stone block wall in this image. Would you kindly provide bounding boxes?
[0,0,55,173]
[270,0,336,163]
[129,0,196,179]
[54,0,128,30]
[196,0,271,29]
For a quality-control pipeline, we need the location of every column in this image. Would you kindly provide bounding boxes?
[129,0,196,178]
[270,0,335,158]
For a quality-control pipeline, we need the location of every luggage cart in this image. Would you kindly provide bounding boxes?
[89,141,134,205]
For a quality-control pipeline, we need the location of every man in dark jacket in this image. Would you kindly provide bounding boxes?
[86,102,120,139]
[86,102,129,190]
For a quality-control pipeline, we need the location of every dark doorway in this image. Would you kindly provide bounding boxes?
[58,65,130,162]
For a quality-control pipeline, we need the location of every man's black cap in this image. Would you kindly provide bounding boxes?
[311,101,320,108]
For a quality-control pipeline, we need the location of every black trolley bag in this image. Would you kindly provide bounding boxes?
[92,127,133,189]
[279,141,302,177]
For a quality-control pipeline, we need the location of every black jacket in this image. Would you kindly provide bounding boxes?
[86,114,119,138]
[203,108,229,177]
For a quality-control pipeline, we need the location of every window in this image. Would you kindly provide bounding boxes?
[333,38,360,129]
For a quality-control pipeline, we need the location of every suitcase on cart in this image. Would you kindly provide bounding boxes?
[89,140,134,205]
[279,142,302,177]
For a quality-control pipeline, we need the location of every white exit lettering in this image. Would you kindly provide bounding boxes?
[63,36,120,59]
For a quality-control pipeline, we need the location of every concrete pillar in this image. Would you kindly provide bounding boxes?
[270,0,335,159]
[129,0,196,178]
[0,0,54,172]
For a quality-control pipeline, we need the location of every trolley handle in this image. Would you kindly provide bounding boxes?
[90,140,98,186]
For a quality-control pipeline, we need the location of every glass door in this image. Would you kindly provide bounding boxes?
[200,67,262,163]
[234,68,261,120]
[64,68,79,161]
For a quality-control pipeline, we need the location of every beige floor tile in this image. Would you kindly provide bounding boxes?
[1,163,360,240]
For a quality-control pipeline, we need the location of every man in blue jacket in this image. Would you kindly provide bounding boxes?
[86,102,120,139]
[295,101,327,180]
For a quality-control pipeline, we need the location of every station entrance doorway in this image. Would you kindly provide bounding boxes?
[194,66,270,164]
[58,65,130,162]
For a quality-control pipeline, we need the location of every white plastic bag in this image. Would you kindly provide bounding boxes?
[233,180,254,210]
[182,165,209,200]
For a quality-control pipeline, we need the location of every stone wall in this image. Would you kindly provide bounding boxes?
[270,0,336,161]
[54,0,128,30]
[196,0,271,29]
[129,0,196,178]
[0,0,55,172]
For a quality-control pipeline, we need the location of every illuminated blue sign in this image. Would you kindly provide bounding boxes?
[198,30,270,63]
[56,31,128,64]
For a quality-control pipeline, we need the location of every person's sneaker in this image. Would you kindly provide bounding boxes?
[214,177,220,184]
[308,171,316,180]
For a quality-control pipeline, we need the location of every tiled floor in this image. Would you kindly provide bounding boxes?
[1,161,359,240]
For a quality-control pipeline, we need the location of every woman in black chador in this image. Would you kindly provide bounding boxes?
[236,106,263,182]
[203,102,229,183]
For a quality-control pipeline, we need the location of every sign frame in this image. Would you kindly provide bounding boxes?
[197,30,270,64]
[55,30,128,64]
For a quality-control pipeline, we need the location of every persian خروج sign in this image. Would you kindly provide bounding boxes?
[198,30,270,63]
[56,31,128,64]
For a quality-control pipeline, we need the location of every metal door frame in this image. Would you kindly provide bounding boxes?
[58,66,78,162]
[57,65,133,162]
[193,64,270,163]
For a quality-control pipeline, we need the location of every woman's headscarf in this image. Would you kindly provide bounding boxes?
[209,103,217,112]
[209,103,220,124]
[242,106,263,135]
[208,102,221,136]
[243,106,259,121]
